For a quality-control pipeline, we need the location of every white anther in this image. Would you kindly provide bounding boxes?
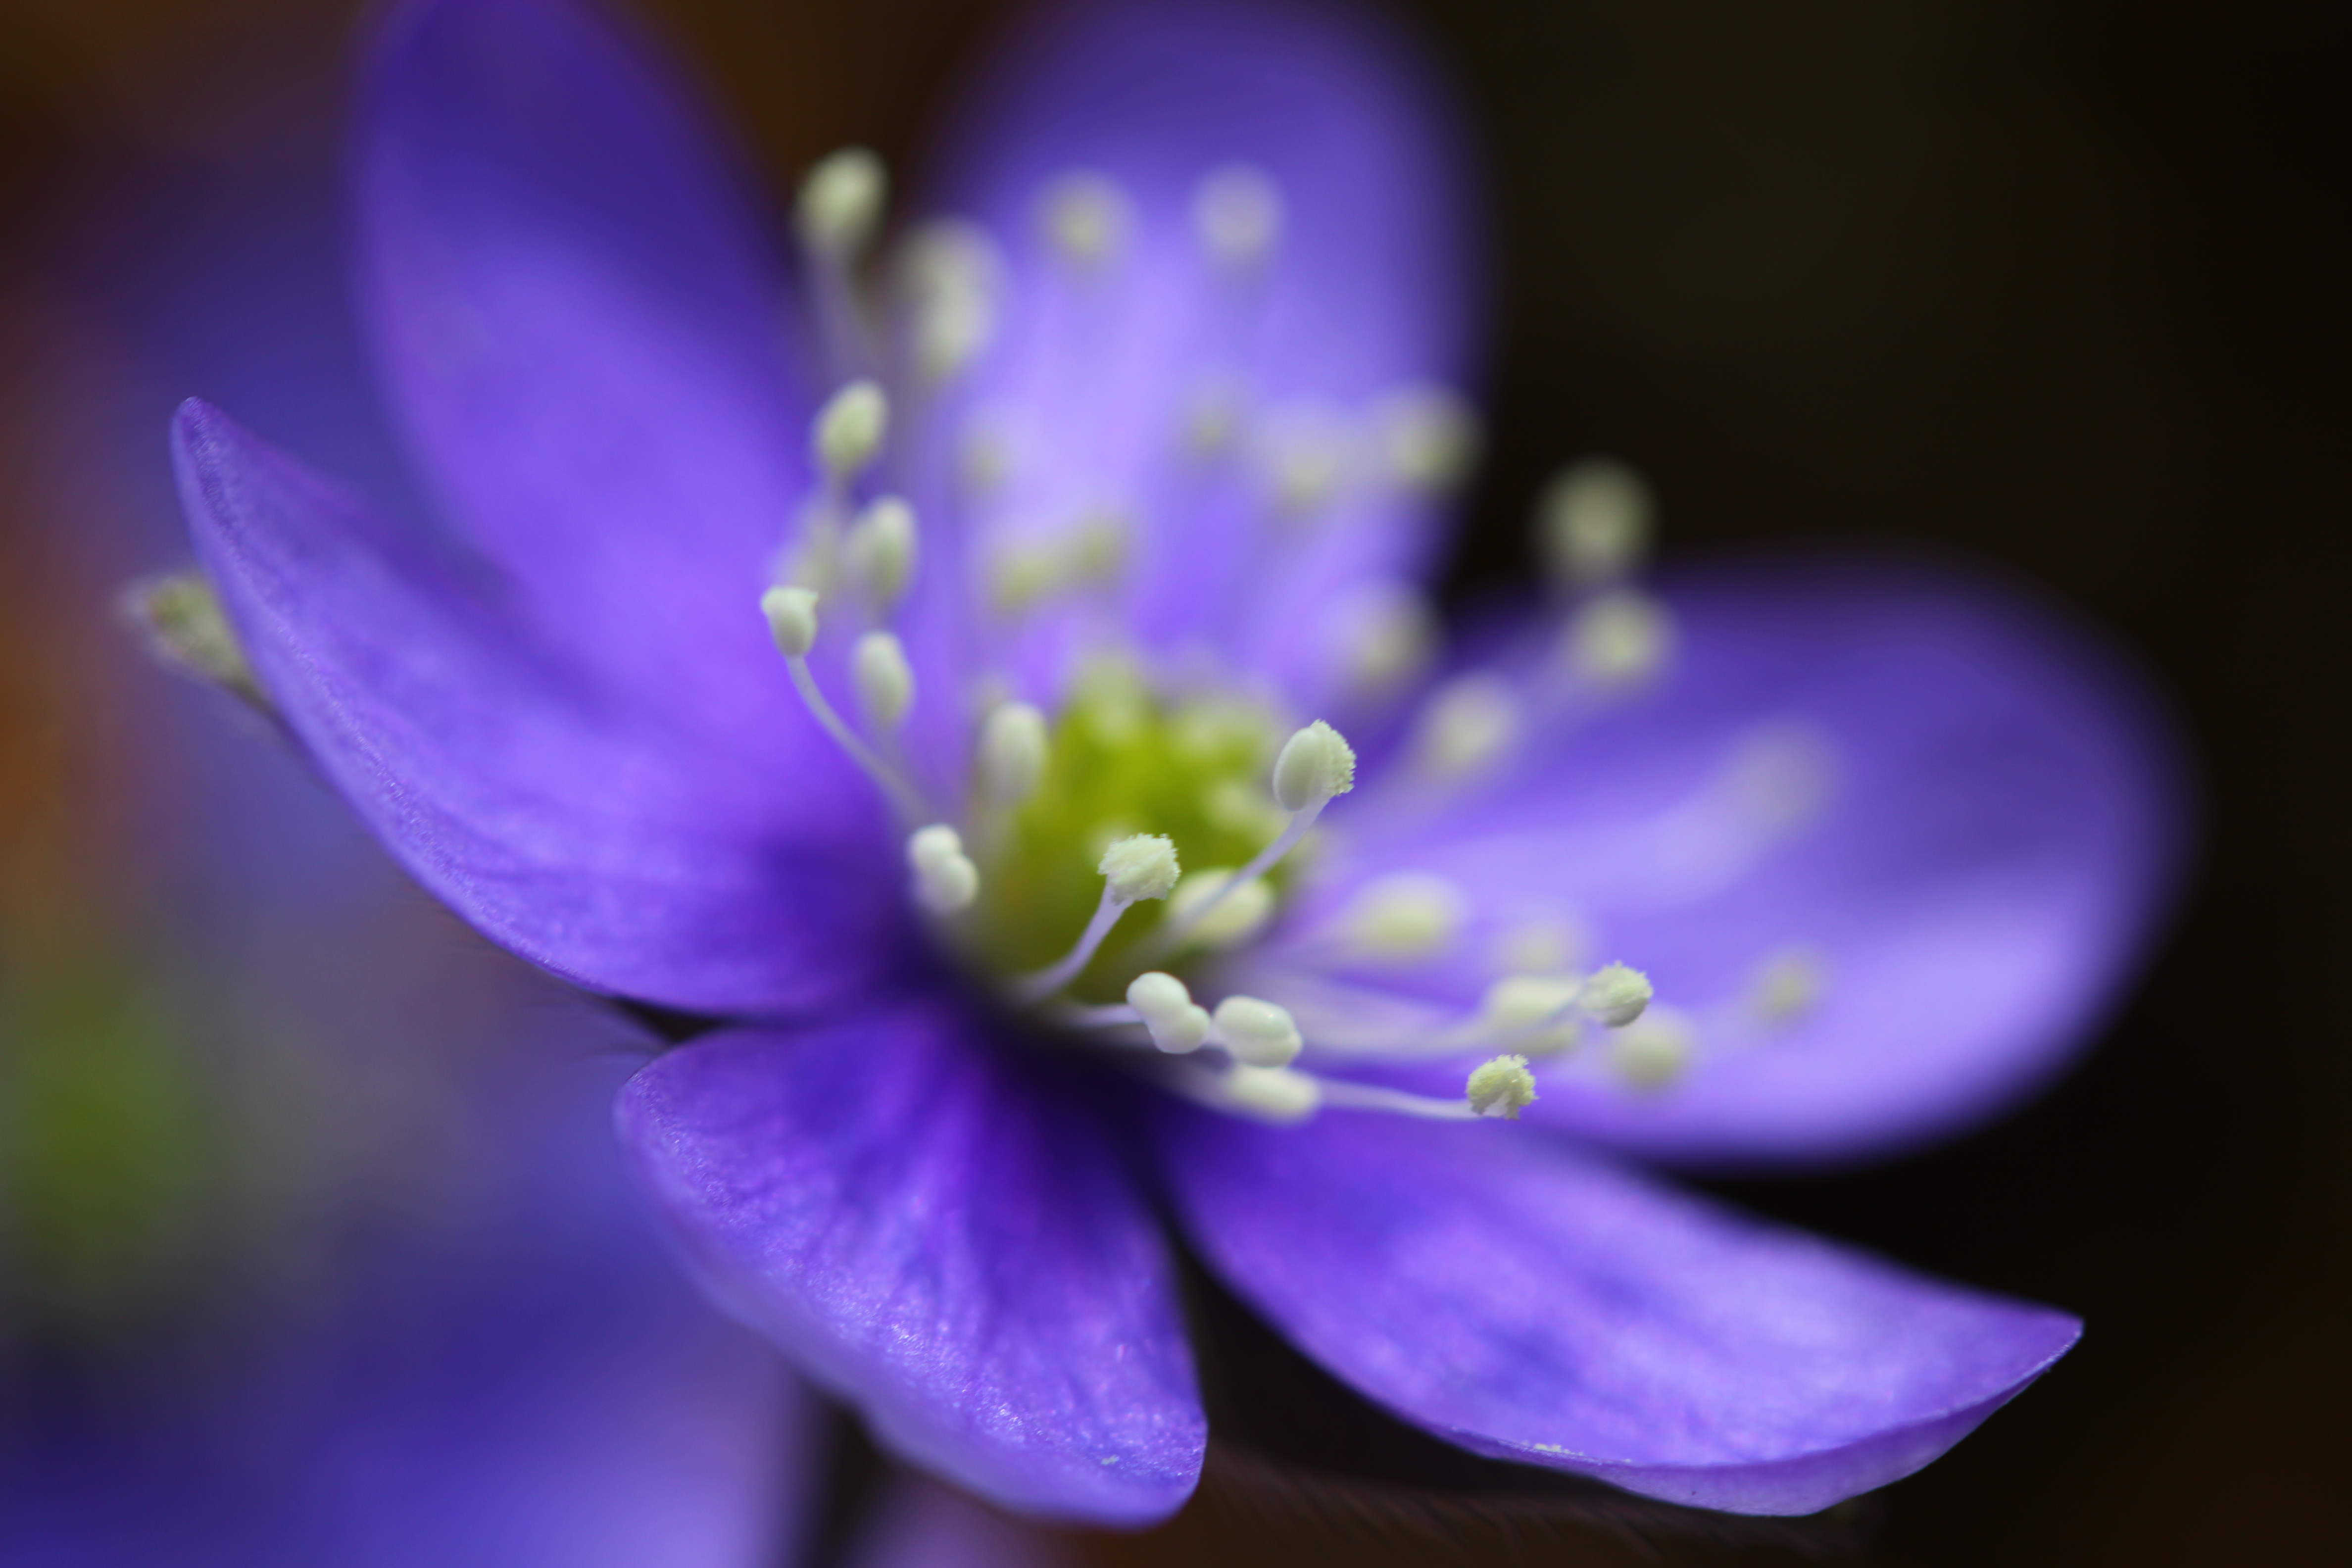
[120,570,263,707]
[1466,1054,1539,1120]
[1258,407,1352,517]
[988,542,1060,617]
[899,221,1003,384]
[1493,917,1587,977]
[1127,971,1212,1055]
[1099,833,1180,904]
[1013,834,1179,1005]
[958,412,1016,498]
[761,585,820,657]
[1749,946,1827,1026]
[852,631,914,730]
[1374,386,1482,494]
[988,516,1129,616]
[1069,513,1129,583]
[1341,873,1467,962]
[796,147,887,261]
[843,496,918,609]
[813,381,889,485]
[1331,582,1438,697]
[1477,975,1584,1055]
[1271,720,1357,812]
[1193,163,1284,270]
[1166,870,1274,949]
[765,589,928,823]
[907,824,979,914]
[1220,1064,1321,1123]
[978,701,1049,805]
[1540,457,1655,590]
[1182,381,1244,459]
[1211,995,1304,1068]
[1415,673,1519,778]
[1039,172,1131,269]
[1566,589,1674,688]
[1611,1007,1695,1090]
[1144,722,1353,964]
[1578,962,1654,1029]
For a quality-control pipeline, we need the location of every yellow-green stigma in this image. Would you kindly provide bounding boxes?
[968,665,1291,1000]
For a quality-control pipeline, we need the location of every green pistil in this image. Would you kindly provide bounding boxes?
[971,666,1291,999]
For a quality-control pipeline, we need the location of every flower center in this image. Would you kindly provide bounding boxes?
[961,666,1290,998]
[740,150,1747,1126]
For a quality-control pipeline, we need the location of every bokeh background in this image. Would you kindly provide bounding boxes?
[2,1,2343,1564]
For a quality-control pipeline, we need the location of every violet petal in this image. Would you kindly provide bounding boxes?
[916,0,1483,707]
[1247,561,2185,1167]
[355,0,810,737]
[617,1001,1205,1526]
[175,398,908,1014]
[1156,1105,2081,1516]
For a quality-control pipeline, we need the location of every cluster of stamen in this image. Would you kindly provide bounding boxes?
[746,147,1842,1124]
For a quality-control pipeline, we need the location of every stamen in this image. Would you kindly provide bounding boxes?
[1147,720,1354,956]
[121,568,266,713]
[1181,380,1244,460]
[1373,386,1481,495]
[1577,962,1655,1028]
[1564,589,1674,688]
[1465,1054,1539,1119]
[1413,673,1520,779]
[1165,869,1274,950]
[1039,172,1131,270]
[843,496,918,611]
[813,381,888,490]
[796,147,886,263]
[762,585,820,658]
[1127,971,1212,1054]
[898,221,1002,386]
[796,148,887,380]
[851,631,914,731]
[1477,975,1584,1056]
[1612,1007,1696,1090]
[1256,404,1352,518]
[1209,995,1303,1068]
[1310,1078,1480,1120]
[986,514,1131,617]
[1328,581,1438,699]
[1011,833,1178,1003]
[977,701,1049,806]
[1272,719,1358,811]
[1205,1063,1322,1123]
[958,410,1017,499]
[1748,945,1827,1026]
[1492,915,1587,977]
[907,824,980,914]
[1192,164,1284,271]
[1100,832,1182,902]
[1340,873,1467,962]
[760,588,926,822]
[1539,457,1654,591]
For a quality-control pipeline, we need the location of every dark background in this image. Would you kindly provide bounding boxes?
[3,1,2345,1563]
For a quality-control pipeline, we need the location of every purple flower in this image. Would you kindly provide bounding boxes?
[166,0,2182,1531]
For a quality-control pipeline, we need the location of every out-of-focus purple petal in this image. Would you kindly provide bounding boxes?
[174,398,908,1014]
[1156,1106,2081,1516]
[1252,561,2185,1167]
[617,1000,1205,1526]
[0,1055,804,1568]
[914,0,1482,710]
[354,0,809,736]
[848,1475,1077,1568]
